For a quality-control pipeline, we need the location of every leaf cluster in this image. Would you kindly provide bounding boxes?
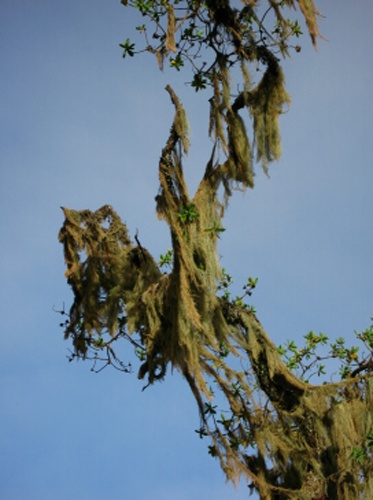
[177,202,200,224]
[120,0,322,86]
[118,1,320,178]
[217,268,257,312]
[278,319,373,382]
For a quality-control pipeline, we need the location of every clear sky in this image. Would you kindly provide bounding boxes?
[1,1,372,499]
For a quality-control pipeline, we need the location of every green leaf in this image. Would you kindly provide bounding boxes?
[350,447,367,463]
[366,430,373,448]
[158,249,173,269]
[291,20,304,38]
[119,38,135,57]
[191,73,207,92]
[203,402,217,416]
[93,337,104,348]
[195,427,208,439]
[208,445,217,457]
[277,345,287,356]
[287,340,297,352]
[170,53,184,71]
[135,348,147,361]
[178,203,200,224]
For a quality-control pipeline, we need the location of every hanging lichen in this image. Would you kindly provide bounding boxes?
[59,1,373,498]
[165,4,177,54]
[59,89,373,497]
[249,50,291,174]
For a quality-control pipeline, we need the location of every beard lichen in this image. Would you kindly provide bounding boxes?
[59,83,372,498]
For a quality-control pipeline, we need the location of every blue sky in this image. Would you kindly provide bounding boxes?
[1,1,372,499]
